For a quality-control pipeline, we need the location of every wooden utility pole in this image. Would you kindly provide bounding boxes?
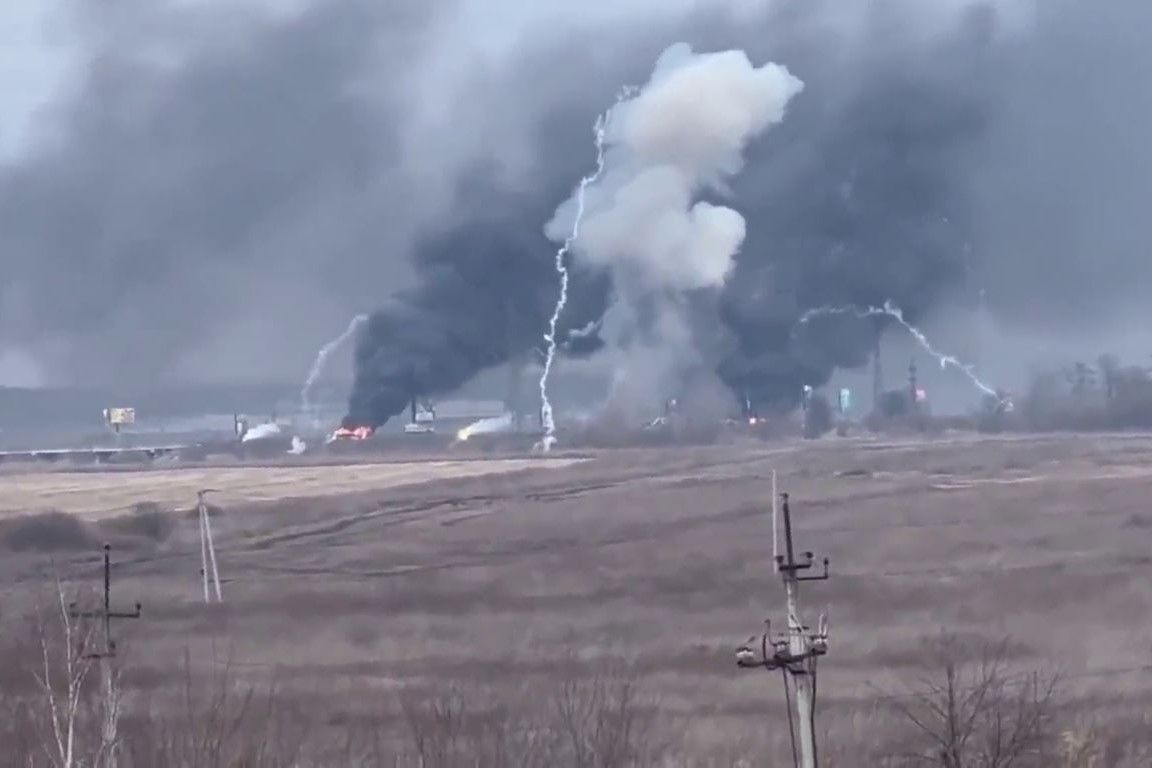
[68,544,142,767]
[197,489,223,603]
[737,480,830,768]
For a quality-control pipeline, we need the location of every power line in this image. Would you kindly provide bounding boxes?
[66,544,142,660]
[197,489,223,603]
[67,544,142,765]
[737,474,831,768]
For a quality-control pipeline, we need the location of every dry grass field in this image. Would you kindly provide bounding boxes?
[2,433,1152,764]
[0,457,583,520]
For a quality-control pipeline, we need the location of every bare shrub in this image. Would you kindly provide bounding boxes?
[5,582,115,768]
[1055,712,1152,768]
[399,686,518,768]
[0,512,97,553]
[398,665,665,768]
[885,635,1059,768]
[102,504,176,544]
[552,673,656,768]
[122,651,310,768]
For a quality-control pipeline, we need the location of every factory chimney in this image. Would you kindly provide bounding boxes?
[872,321,884,411]
[908,358,918,408]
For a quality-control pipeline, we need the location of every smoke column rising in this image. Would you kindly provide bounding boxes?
[547,43,804,417]
[538,105,618,452]
[796,302,1000,398]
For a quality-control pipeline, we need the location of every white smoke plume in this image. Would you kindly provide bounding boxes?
[546,43,803,420]
[241,422,283,442]
[300,313,367,424]
[456,412,515,442]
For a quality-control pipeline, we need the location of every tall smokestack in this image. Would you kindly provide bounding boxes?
[908,358,918,413]
[506,358,524,433]
[872,324,884,411]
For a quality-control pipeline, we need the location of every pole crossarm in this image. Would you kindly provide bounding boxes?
[67,544,142,659]
[735,487,832,768]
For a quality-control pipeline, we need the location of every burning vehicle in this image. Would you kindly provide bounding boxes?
[328,425,374,442]
[328,398,435,441]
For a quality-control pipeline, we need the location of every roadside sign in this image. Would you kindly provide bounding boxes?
[104,407,136,426]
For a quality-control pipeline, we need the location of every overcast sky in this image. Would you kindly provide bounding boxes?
[1,0,1148,406]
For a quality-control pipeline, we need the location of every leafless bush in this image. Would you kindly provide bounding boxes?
[17,603,1152,768]
[0,582,118,768]
[553,673,656,767]
[1053,711,1152,768]
[400,686,518,768]
[0,512,98,553]
[398,666,666,768]
[884,635,1059,768]
[122,650,310,768]
[102,504,176,544]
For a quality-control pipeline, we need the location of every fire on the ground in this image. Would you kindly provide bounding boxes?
[330,425,375,440]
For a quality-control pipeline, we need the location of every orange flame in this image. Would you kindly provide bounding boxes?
[331,425,375,441]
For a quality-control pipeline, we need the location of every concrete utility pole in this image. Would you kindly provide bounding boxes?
[737,478,831,768]
[197,490,223,603]
[68,544,142,767]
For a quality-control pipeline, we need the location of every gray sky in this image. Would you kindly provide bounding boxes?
[1,0,1149,405]
[0,1,70,163]
[0,0,779,389]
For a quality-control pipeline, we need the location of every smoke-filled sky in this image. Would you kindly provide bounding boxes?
[2,0,1151,415]
[538,44,803,419]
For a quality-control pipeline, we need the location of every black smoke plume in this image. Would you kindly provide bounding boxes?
[346,5,998,426]
[7,1,1146,422]
[717,7,996,411]
[344,175,610,428]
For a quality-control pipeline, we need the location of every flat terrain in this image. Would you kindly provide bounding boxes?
[0,458,583,519]
[3,433,1152,759]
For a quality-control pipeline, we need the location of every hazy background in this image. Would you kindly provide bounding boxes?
[1,0,1148,417]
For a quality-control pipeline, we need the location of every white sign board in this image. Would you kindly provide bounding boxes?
[104,407,136,426]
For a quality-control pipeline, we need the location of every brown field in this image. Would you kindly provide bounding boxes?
[0,457,583,520]
[3,433,1152,764]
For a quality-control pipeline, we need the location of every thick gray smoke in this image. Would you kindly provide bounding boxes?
[4,0,1151,422]
[350,1,1006,426]
[716,3,1000,410]
[0,0,431,390]
[545,44,802,416]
